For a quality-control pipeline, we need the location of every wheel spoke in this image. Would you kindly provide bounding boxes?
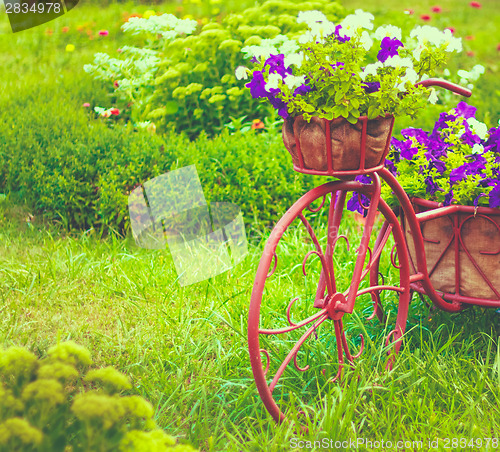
[269,314,329,393]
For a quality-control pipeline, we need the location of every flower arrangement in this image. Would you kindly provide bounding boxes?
[347,102,500,212]
[384,102,500,208]
[236,9,463,123]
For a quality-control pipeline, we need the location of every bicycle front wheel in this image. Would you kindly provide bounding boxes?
[248,177,411,424]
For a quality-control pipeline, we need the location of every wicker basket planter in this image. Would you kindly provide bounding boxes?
[282,115,395,176]
[403,198,500,301]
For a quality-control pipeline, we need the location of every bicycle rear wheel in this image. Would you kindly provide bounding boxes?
[248,176,411,424]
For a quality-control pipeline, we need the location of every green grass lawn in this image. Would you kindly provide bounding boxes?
[1,0,500,450]
[1,200,499,451]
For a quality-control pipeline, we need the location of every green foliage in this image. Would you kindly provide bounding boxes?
[84,0,345,137]
[0,342,196,452]
[243,11,462,123]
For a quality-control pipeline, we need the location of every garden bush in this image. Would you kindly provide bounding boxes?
[0,79,320,235]
[0,341,196,452]
[83,0,345,138]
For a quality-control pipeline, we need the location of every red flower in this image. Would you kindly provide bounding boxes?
[445,27,455,34]
[470,1,481,7]
[466,51,475,57]
[110,108,120,115]
[113,81,119,88]
[420,14,431,21]
[497,43,500,51]
[98,30,109,36]
[82,102,90,107]
[431,5,442,12]
[62,26,69,33]
[465,35,475,40]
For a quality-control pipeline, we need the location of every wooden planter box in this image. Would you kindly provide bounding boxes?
[282,115,394,176]
[403,198,500,301]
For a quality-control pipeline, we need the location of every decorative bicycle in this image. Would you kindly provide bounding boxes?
[248,80,500,423]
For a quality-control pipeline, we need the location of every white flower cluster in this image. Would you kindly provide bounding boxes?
[339,9,374,39]
[457,64,485,82]
[467,117,489,140]
[374,25,402,41]
[241,34,299,61]
[121,13,197,40]
[410,25,462,54]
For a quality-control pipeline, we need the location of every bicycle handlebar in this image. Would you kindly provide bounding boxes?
[415,78,472,97]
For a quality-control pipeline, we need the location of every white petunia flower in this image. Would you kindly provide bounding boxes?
[241,44,277,60]
[284,52,304,68]
[235,66,249,80]
[297,10,329,27]
[341,9,375,32]
[428,88,438,104]
[467,118,488,140]
[360,31,373,51]
[310,20,336,39]
[410,25,444,46]
[472,143,484,154]
[442,29,462,52]
[279,39,300,56]
[374,25,402,41]
[284,74,306,90]
[412,44,425,61]
[266,72,283,91]
[397,67,419,91]
[384,55,413,68]
[359,61,382,80]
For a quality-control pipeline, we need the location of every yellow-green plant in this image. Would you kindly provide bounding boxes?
[0,342,197,452]
[84,0,344,137]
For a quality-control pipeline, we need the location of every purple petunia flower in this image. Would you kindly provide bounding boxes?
[453,101,477,119]
[431,112,458,137]
[485,126,500,153]
[377,37,404,63]
[334,25,350,43]
[392,137,418,160]
[264,54,293,78]
[425,176,439,195]
[489,185,500,208]
[246,71,268,99]
[443,190,454,206]
[459,122,482,146]
[266,88,288,118]
[293,84,313,96]
[450,165,467,184]
[363,81,381,93]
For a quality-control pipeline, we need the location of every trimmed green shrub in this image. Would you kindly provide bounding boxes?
[0,341,196,452]
[0,79,321,235]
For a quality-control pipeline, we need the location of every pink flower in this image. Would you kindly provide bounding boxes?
[497,43,500,51]
[466,51,475,57]
[404,8,414,15]
[110,108,120,115]
[465,35,475,40]
[470,1,481,7]
[445,27,455,34]
[420,14,431,21]
[82,102,90,107]
[98,30,109,36]
[113,81,119,88]
[431,5,442,12]
[117,48,123,53]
